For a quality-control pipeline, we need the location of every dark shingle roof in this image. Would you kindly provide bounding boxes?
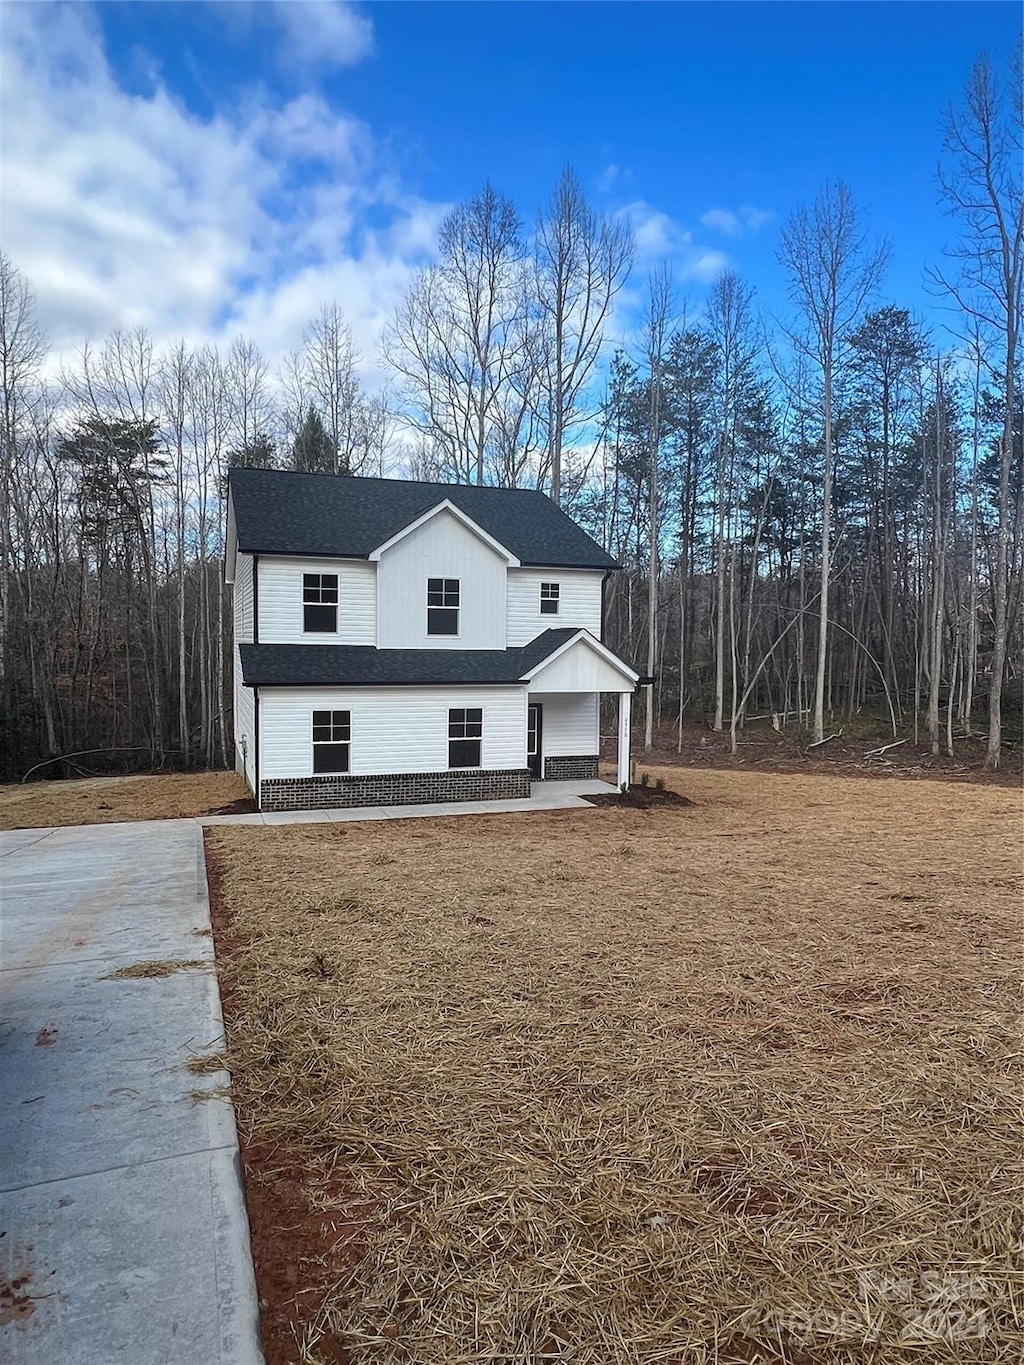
[228,468,618,570]
[239,630,581,688]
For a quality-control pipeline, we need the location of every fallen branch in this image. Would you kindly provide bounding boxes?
[20,746,187,783]
[864,739,909,759]
[806,730,843,750]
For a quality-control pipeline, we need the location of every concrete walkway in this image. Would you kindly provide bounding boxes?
[199,777,618,826]
[0,822,263,1365]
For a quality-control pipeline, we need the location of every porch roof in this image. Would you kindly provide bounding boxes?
[239,629,638,690]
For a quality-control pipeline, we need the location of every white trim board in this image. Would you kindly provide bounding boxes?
[368,500,521,566]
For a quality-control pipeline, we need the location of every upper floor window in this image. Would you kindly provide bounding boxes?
[312,710,350,773]
[427,578,460,635]
[540,582,560,615]
[303,573,338,633]
[449,707,482,767]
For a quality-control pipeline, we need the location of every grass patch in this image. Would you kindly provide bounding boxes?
[0,770,251,830]
[207,766,1022,1365]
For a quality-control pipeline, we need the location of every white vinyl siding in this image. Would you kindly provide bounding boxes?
[234,552,254,640]
[377,509,507,650]
[234,674,256,788]
[232,552,256,789]
[258,556,376,645]
[259,686,526,779]
[506,569,603,646]
[530,692,599,756]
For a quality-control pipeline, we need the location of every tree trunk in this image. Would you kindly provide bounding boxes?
[812,362,833,745]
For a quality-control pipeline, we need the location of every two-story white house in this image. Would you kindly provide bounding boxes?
[225,469,639,811]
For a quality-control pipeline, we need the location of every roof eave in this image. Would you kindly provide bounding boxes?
[517,558,621,572]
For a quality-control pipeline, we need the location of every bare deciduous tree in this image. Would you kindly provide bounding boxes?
[226,336,273,459]
[301,304,361,473]
[641,267,674,750]
[534,167,634,504]
[0,255,45,684]
[779,180,887,743]
[707,269,758,732]
[934,52,1023,770]
[384,184,529,485]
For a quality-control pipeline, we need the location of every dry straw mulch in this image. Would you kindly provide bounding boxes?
[103,958,210,980]
[207,768,1023,1365]
[0,769,251,829]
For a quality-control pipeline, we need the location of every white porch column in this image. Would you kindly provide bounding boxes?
[617,690,632,789]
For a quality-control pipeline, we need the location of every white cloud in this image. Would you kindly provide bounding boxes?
[620,201,686,257]
[701,208,743,238]
[688,249,730,284]
[740,205,774,232]
[700,204,775,238]
[618,201,729,283]
[0,1,439,381]
[595,163,620,193]
[268,1,374,70]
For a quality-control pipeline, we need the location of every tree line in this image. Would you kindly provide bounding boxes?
[0,52,1019,782]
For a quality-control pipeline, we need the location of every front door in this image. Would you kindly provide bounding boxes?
[527,703,543,780]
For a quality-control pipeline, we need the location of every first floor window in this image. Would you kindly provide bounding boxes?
[427,578,460,635]
[448,707,482,768]
[312,710,350,773]
[304,573,338,633]
[540,581,560,614]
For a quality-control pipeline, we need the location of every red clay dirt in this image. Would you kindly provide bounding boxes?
[205,845,363,1365]
[0,1273,36,1327]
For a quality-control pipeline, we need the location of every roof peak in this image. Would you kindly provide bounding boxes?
[229,466,548,499]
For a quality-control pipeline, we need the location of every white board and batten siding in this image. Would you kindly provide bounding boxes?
[527,637,635,694]
[257,556,376,645]
[377,509,507,650]
[530,692,599,756]
[259,686,526,780]
[506,568,603,646]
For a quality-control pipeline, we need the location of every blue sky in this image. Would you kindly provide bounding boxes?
[2,1,1019,377]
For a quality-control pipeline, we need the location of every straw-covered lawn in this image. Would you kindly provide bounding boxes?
[0,769,252,829]
[206,768,1023,1365]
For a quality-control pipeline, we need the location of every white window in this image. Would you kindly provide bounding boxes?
[540,582,560,615]
[312,710,350,773]
[448,708,482,767]
[303,574,338,633]
[427,578,460,635]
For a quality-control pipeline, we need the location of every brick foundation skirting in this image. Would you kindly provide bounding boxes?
[543,755,600,781]
[260,768,532,812]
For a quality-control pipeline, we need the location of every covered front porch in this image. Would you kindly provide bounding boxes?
[521,629,638,789]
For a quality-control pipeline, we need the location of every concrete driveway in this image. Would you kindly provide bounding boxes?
[0,820,262,1364]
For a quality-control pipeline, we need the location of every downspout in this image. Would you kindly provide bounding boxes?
[600,569,612,642]
[252,553,260,645]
